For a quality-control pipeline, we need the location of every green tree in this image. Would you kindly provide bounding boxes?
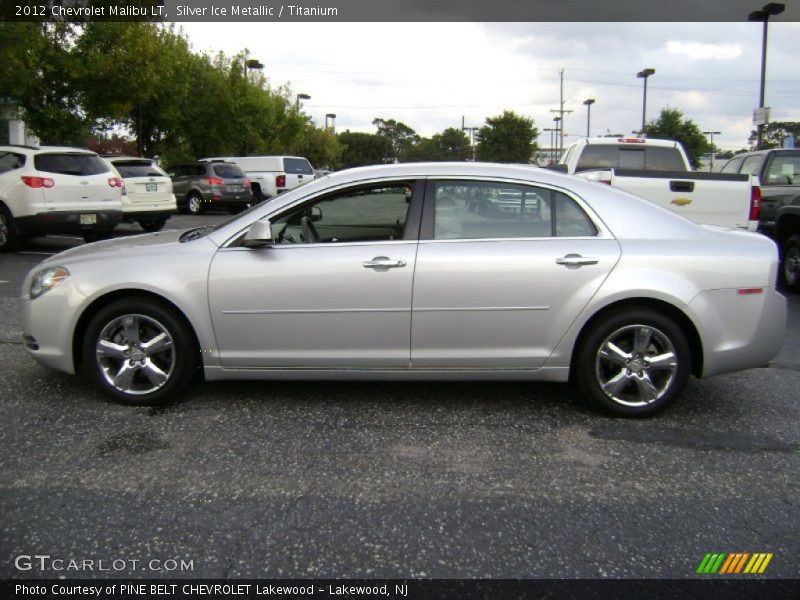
[373,118,420,159]
[0,23,89,144]
[401,127,470,162]
[643,108,711,169]
[338,131,394,169]
[476,111,538,163]
[748,121,800,150]
[294,123,343,169]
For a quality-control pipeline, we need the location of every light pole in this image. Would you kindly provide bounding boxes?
[583,98,595,137]
[749,3,785,150]
[637,68,655,135]
[244,58,264,82]
[295,93,311,111]
[703,131,721,171]
[553,116,562,155]
[325,113,336,132]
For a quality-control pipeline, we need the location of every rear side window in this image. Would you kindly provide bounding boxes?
[721,156,744,174]
[35,153,109,176]
[212,164,244,179]
[576,144,685,172]
[740,155,765,176]
[0,152,25,173]
[283,158,314,175]
[112,161,166,178]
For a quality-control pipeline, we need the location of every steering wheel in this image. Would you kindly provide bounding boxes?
[300,216,320,243]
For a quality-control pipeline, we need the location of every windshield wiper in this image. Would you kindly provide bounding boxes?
[179,226,215,242]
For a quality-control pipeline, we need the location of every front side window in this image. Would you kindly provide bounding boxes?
[432,181,597,240]
[271,181,413,244]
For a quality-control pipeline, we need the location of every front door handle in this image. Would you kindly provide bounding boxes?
[363,257,407,269]
[556,254,598,267]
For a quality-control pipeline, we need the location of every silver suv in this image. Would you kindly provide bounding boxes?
[166,161,253,215]
[0,145,123,251]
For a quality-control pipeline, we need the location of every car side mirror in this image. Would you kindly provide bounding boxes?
[310,206,323,222]
[242,220,274,248]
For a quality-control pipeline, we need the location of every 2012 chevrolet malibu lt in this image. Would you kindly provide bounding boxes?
[21,163,786,417]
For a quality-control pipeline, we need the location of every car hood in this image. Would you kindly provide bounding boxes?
[41,229,212,267]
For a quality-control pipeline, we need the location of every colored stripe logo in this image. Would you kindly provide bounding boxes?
[696,553,773,574]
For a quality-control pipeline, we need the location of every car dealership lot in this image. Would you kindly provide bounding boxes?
[1,217,798,579]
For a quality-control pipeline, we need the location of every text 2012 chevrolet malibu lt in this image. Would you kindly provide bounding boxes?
[21,163,786,417]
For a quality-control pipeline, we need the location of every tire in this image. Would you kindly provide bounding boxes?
[0,206,20,252]
[780,235,800,294]
[186,193,204,215]
[81,297,197,406]
[251,185,264,204]
[574,307,691,418]
[139,217,167,232]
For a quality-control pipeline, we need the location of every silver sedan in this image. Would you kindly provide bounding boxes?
[21,163,786,417]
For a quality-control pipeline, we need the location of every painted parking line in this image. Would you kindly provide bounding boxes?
[0,280,9,284]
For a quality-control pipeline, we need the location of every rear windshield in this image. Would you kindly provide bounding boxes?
[35,153,109,176]
[112,160,167,178]
[212,164,244,179]
[764,153,800,186]
[0,151,25,173]
[284,158,314,175]
[575,144,686,172]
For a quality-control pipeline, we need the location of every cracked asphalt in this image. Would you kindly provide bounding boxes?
[0,216,798,579]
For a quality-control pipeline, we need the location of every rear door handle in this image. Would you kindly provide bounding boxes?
[556,254,598,267]
[363,257,407,269]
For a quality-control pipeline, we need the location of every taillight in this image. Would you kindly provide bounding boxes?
[21,176,55,189]
[750,185,761,221]
[206,176,224,186]
[276,175,286,188]
[244,177,251,187]
[617,138,646,144]
[108,177,123,188]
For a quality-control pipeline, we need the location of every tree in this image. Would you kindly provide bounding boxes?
[748,121,800,150]
[373,118,420,159]
[338,131,394,169]
[294,123,343,169]
[476,111,538,163]
[643,108,711,169]
[400,127,470,162]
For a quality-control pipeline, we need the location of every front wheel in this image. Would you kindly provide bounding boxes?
[574,307,691,417]
[781,235,800,294]
[82,297,197,406]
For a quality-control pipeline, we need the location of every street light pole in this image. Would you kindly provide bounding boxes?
[325,113,337,132]
[583,98,595,137]
[636,68,655,135]
[295,93,311,111]
[553,116,561,156]
[703,131,721,171]
[749,3,785,150]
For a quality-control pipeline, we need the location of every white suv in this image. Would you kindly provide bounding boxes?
[105,157,177,232]
[0,145,123,251]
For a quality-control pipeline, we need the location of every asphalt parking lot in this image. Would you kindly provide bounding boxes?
[0,215,798,579]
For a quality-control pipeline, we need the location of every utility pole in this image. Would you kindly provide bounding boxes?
[550,69,573,154]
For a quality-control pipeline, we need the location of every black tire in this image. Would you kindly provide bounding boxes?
[139,217,167,232]
[186,192,204,215]
[251,185,264,204]
[0,206,20,252]
[81,297,197,406]
[574,307,691,418]
[780,235,800,294]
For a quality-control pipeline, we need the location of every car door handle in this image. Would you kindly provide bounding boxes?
[556,254,598,266]
[363,257,407,269]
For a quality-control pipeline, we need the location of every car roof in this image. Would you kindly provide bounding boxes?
[0,144,98,154]
[580,137,678,147]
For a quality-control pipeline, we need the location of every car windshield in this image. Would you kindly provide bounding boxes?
[212,164,244,179]
[34,153,110,176]
[112,161,166,178]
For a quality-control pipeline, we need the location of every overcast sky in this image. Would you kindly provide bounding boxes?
[181,22,800,151]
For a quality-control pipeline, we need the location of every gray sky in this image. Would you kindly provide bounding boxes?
[181,21,800,151]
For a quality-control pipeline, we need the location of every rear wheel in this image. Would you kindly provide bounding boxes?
[0,207,20,252]
[139,217,167,232]
[82,297,197,406]
[187,193,203,215]
[575,307,691,417]
[781,235,800,293]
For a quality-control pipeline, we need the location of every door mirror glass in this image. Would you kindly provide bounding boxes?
[242,220,274,247]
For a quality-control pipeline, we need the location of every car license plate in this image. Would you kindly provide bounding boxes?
[227,185,242,192]
[80,214,97,225]
[146,183,158,192]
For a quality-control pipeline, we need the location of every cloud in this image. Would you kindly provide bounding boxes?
[666,41,742,60]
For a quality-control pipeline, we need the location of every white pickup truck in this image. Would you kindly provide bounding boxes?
[555,137,760,231]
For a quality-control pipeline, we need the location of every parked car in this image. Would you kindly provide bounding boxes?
[200,156,315,202]
[21,163,785,417]
[105,156,177,232]
[556,137,760,231]
[166,161,252,215]
[0,145,123,251]
[721,149,800,292]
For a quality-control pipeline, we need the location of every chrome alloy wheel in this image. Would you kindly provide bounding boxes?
[95,314,175,396]
[594,324,678,407]
[188,196,201,214]
[784,245,800,287]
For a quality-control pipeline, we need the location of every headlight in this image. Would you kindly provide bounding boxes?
[30,267,70,299]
